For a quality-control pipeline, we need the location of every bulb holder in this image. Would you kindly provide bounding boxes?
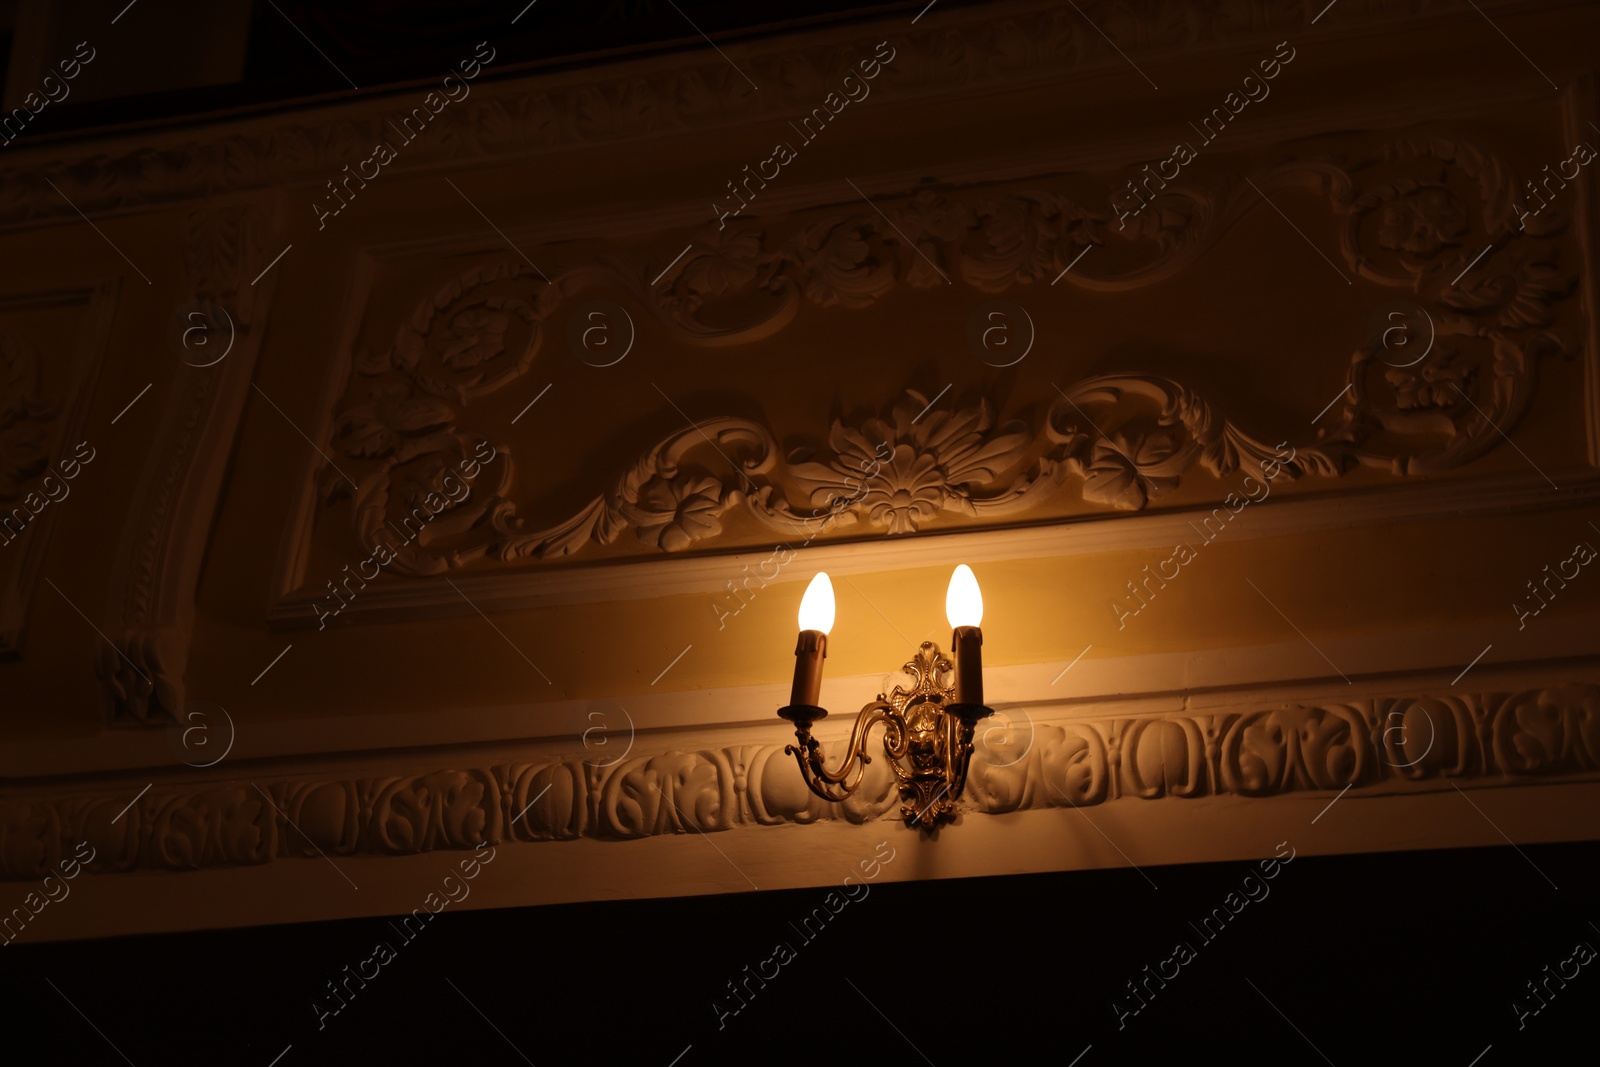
[790,629,828,708]
[945,702,994,723]
[777,703,828,725]
[951,624,984,706]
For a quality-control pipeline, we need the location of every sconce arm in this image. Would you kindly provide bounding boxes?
[781,700,906,803]
[944,703,992,800]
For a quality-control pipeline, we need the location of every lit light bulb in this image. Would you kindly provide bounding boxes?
[945,564,983,628]
[798,571,836,634]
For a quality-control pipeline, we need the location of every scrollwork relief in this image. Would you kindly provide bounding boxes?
[1,683,1594,882]
[311,137,1578,577]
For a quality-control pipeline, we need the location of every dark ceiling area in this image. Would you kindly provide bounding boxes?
[25,0,922,134]
[246,0,909,83]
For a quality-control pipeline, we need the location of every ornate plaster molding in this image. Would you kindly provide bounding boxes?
[0,0,1563,229]
[302,137,1580,581]
[1,680,1594,882]
[96,201,282,724]
[0,282,117,659]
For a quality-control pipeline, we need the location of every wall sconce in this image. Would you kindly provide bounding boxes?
[777,566,994,828]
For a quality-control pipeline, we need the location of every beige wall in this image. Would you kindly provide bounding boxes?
[1,0,1597,942]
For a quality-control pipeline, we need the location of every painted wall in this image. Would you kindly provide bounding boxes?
[0,0,1597,944]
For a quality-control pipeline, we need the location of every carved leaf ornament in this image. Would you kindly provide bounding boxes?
[3,684,1595,879]
[318,139,1574,575]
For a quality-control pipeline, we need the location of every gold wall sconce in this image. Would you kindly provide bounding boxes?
[777,566,993,828]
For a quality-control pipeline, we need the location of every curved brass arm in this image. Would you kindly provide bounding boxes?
[785,700,908,803]
[945,713,980,799]
[776,644,994,828]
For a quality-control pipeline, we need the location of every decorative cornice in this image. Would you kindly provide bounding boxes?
[270,469,1600,627]
[300,136,1580,583]
[0,0,1564,229]
[2,681,1595,882]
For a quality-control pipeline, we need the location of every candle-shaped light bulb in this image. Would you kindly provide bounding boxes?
[946,563,983,628]
[946,564,984,707]
[790,572,834,708]
[798,571,836,634]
